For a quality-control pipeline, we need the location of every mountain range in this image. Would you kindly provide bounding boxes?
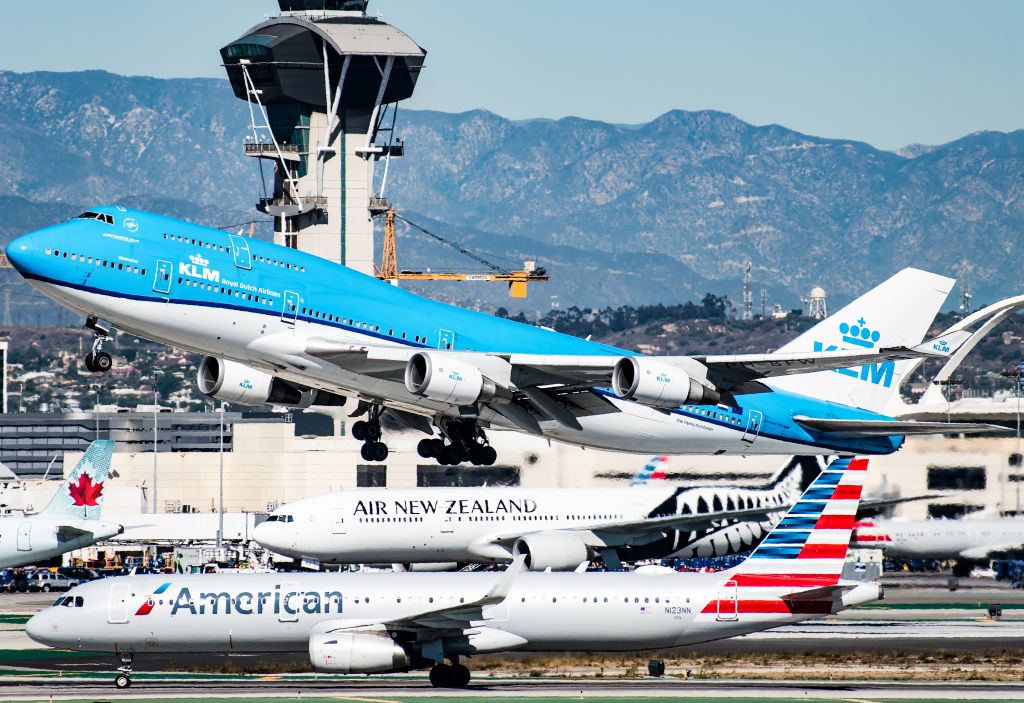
[1,69,1022,325]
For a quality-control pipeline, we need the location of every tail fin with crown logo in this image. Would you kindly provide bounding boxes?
[767,268,954,413]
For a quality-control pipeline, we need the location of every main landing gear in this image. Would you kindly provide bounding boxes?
[352,404,388,462]
[114,653,133,688]
[417,419,497,466]
[428,662,471,688]
[84,316,113,373]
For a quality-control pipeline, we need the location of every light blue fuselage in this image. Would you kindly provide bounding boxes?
[5,207,901,456]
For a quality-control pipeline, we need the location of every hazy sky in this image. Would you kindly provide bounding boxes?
[1,1,1020,150]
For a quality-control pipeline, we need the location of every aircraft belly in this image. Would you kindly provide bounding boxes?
[547,411,816,456]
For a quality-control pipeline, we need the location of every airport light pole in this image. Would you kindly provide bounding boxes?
[152,370,163,514]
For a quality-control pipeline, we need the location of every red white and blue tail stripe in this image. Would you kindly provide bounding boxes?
[737,456,866,577]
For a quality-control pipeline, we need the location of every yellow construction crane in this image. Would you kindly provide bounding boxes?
[377,210,548,298]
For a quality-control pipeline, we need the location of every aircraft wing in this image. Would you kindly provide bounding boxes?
[302,331,967,413]
[318,556,526,634]
[696,330,972,388]
[484,505,789,549]
[793,416,1008,437]
[585,504,787,537]
[960,544,1024,560]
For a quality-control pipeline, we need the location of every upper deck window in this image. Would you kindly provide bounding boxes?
[77,211,114,226]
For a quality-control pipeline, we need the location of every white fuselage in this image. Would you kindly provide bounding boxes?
[27,571,877,656]
[855,518,1024,560]
[31,280,818,457]
[0,516,122,569]
[255,483,797,566]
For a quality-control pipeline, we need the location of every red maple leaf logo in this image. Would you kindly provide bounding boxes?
[68,473,103,507]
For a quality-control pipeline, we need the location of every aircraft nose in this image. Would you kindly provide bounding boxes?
[254,520,295,555]
[4,232,37,273]
[25,610,56,645]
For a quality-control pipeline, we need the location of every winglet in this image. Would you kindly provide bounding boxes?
[911,329,972,358]
[481,554,526,605]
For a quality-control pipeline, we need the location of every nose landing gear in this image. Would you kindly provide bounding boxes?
[114,653,133,688]
[428,661,471,688]
[84,316,113,374]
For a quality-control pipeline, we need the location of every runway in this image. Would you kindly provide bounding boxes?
[6,674,1024,701]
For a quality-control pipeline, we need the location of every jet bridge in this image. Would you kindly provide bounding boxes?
[221,0,426,272]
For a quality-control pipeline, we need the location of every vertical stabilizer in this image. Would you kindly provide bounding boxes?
[37,440,114,520]
[769,268,954,413]
[630,456,668,486]
[736,455,866,578]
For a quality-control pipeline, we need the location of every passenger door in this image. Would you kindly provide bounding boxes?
[278,581,299,622]
[741,410,763,444]
[716,579,738,621]
[228,234,252,270]
[281,290,300,324]
[108,582,131,624]
[438,329,455,350]
[152,260,173,295]
[16,522,30,551]
[330,508,347,536]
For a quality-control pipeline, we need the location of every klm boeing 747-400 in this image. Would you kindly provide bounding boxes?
[5,207,995,464]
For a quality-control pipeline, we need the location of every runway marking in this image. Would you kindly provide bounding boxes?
[840,698,881,703]
[328,697,404,703]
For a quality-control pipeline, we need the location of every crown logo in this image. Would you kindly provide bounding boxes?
[838,317,880,349]
[190,254,209,267]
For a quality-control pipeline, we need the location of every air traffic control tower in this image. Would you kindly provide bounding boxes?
[221,0,425,272]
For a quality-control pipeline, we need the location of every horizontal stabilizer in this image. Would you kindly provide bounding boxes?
[782,584,851,601]
[793,416,1008,437]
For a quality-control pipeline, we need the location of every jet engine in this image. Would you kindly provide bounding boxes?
[612,357,720,408]
[308,631,410,673]
[404,352,507,405]
[197,357,347,407]
[512,532,591,571]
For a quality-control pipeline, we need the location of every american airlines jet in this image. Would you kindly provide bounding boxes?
[6,208,985,465]
[0,441,122,568]
[254,457,815,570]
[28,455,876,689]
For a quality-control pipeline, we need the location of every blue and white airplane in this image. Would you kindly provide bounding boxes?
[5,207,987,465]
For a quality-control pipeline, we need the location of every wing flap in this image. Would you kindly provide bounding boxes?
[793,416,1008,437]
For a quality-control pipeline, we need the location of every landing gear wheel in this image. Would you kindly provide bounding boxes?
[479,445,497,466]
[439,444,463,466]
[417,438,436,458]
[92,351,112,373]
[360,443,374,461]
[352,421,368,441]
[371,442,389,461]
[364,421,381,441]
[467,444,484,466]
[451,663,471,687]
[115,673,131,689]
[429,664,452,688]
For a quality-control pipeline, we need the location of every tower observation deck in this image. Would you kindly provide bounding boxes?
[221,0,426,272]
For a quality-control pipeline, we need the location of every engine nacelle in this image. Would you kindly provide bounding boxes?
[612,357,720,408]
[309,632,410,673]
[197,357,347,408]
[404,352,505,405]
[512,531,591,571]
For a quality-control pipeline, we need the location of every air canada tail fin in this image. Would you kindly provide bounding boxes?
[768,268,954,413]
[630,456,668,486]
[37,440,114,520]
[736,455,866,578]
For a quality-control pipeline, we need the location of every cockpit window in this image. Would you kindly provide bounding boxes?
[57,596,84,608]
[53,596,67,607]
[266,514,294,523]
[77,211,115,225]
